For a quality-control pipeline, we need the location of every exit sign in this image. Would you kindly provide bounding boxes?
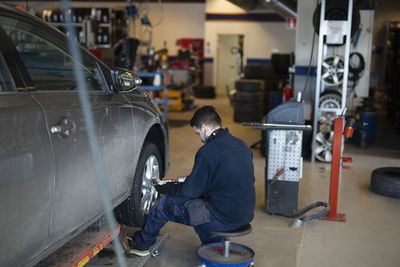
[286,17,297,30]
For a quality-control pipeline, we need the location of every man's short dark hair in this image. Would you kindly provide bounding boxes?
[190,105,222,129]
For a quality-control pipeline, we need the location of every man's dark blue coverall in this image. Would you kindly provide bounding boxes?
[134,128,256,250]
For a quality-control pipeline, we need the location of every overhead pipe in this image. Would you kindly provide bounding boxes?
[261,0,297,18]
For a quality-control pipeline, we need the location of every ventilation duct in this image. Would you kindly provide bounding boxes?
[261,0,297,18]
[227,0,258,11]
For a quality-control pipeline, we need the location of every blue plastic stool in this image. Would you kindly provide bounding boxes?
[198,224,255,267]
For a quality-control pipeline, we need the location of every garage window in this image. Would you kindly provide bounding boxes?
[0,17,106,92]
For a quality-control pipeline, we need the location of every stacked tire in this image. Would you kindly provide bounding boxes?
[244,64,279,114]
[233,79,264,122]
[244,64,276,92]
[271,53,291,76]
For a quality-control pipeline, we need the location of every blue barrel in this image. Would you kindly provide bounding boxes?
[198,242,255,267]
[353,111,378,146]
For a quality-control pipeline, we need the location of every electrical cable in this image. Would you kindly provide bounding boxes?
[266,178,330,224]
[300,0,319,100]
[150,0,163,28]
[279,201,330,221]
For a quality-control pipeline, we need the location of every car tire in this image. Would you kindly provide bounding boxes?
[313,0,360,39]
[370,167,400,199]
[115,142,162,227]
[235,91,264,103]
[244,64,275,80]
[234,110,261,122]
[234,102,264,112]
[235,79,264,93]
[271,54,291,75]
[319,90,341,109]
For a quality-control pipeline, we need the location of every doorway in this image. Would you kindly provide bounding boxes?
[216,34,244,96]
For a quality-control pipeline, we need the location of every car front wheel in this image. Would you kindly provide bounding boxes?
[115,142,162,227]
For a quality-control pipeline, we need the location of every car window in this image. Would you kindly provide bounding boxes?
[0,53,15,92]
[0,17,106,92]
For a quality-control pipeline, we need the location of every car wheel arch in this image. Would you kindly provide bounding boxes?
[143,123,168,176]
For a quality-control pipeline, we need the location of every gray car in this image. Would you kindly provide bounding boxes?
[0,4,168,266]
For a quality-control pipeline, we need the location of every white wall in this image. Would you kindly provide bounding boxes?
[205,21,296,60]
[295,0,318,67]
[137,2,205,55]
[204,0,296,87]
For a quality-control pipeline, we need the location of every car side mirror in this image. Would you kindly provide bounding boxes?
[111,67,142,93]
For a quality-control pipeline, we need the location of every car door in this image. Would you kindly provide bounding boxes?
[0,24,54,266]
[1,12,137,247]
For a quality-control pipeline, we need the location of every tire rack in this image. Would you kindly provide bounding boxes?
[311,0,353,162]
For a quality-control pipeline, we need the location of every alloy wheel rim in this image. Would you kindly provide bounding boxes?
[322,56,345,86]
[320,94,341,109]
[315,131,334,162]
[141,155,160,215]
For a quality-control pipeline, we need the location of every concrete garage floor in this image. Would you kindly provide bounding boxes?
[92,96,400,267]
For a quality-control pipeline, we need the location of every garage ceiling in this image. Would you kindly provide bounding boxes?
[227,0,297,17]
[227,0,377,18]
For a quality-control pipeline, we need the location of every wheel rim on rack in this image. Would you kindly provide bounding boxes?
[319,92,341,109]
[322,55,345,86]
[315,131,335,162]
[316,92,341,162]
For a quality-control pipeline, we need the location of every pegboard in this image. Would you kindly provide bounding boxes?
[266,130,303,182]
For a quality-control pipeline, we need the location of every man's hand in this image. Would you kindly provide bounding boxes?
[154,184,168,194]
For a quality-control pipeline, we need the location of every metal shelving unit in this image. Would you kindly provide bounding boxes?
[311,0,354,162]
[45,7,112,49]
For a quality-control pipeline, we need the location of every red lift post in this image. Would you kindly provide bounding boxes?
[320,116,355,222]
